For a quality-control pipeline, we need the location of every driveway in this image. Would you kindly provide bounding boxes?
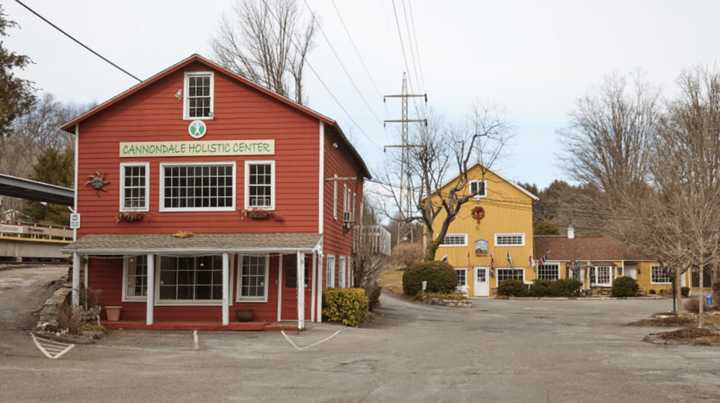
[0,264,67,330]
[1,291,719,402]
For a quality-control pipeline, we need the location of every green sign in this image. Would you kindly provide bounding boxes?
[119,140,275,157]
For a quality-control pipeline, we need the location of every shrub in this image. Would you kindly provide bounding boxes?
[366,282,382,311]
[416,292,469,302]
[612,276,639,297]
[402,261,457,296]
[497,279,528,297]
[681,287,690,298]
[323,288,369,327]
[528,279,582,297]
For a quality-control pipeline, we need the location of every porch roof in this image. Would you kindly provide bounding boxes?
[534,235,652,262]
[63,233,321,255]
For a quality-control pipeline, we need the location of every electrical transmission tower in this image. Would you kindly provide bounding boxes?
[384,73,427,246]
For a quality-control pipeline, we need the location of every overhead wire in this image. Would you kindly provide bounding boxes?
[14,0,142,82]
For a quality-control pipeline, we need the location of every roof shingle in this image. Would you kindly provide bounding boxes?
[534,235,652,261]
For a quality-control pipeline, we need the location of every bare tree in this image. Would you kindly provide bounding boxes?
[378,105,510,261]
[561,74,659,199]
[211,0,317,104]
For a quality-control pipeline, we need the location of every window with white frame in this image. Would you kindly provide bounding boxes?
[495,233,525,246]
[537,263,560,281]
[469,180,486,198]
[651,266,672,284]
[455,268,467,287]
[440,233,467,246]
[120,163,149,212]
[158,256,223,302]
[332,175,338,220]
[184,72,213,119]
[338,256,347,288]
[327,255,336,288]
[161,163,234,211]
[590,266,612,287]
[237,255,268,301]
[245,161,274,209]
[496,268,524,285]
[123,255,148,301]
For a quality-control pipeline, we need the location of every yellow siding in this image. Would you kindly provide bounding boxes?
[431,166,535,296]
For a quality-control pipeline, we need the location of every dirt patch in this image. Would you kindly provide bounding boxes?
[628,312,693,327]
[644,327,720,346]
[379,269,404,294]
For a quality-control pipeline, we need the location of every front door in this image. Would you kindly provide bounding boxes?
[280,254,312,321]
[474,267,489,297]
[624,265,638,280]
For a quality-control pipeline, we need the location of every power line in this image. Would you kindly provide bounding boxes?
[14,0,142,82]
[329,0,385,101]
[400,0,423,93]
[257,0,382,150]
[406,0,426,91]
[301,0,383,126]
[390,0,416,94]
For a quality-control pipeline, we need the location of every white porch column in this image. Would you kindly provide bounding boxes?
[297,252,305,330]
[310,252,317,323]
[316,252,323,323]
[146,254,155,325]
[82,257,89,309]
[71,252,80,306]
[222,253,230,326]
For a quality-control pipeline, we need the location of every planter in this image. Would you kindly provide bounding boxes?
[236,309,254,322]
[105,306,122,322]
[117,212,145,223]
[242,209,274,220]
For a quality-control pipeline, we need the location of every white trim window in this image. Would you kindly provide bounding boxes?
[469,180,487,198]
[160,162,235,211]
[495,233,525,247]
[122,255,148,301]
[237,255,269,302]
[326,255,336,288]
[244,160,275,210]
[440,233,468,247]
[338,256,347,288]
[158,255,223,304]
[183,72,214,119]
[119,162,149,212]
[651,266,672,284]
[496,268,524,286]
[537,263,560,281]
[590,266,613,287]
[455,268,467,288]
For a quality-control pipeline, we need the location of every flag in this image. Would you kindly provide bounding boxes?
[489,254,495,270]
[507,251,513,267]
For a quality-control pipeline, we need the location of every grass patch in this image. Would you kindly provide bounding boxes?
[379,269,404,294]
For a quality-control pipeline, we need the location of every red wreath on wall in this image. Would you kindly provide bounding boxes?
[472,206,485,223]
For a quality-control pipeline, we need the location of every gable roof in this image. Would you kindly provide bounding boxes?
[435,163,539,201]
[534,235,652,261]
[60,53,370,178]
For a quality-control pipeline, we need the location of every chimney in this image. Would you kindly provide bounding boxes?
[567,224,575,239]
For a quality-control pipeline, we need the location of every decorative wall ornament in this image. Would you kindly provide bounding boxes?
[85,171,110,195]
[188,120,207,139]
[471,206,485,223]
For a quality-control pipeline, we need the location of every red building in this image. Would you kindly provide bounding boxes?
[62,54,370,330]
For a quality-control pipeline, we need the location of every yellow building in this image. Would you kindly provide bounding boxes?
[428,164,538,296]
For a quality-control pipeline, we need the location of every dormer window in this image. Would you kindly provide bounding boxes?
[184,72,214,119]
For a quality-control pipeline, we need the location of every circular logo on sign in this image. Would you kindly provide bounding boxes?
[188,120,207,139]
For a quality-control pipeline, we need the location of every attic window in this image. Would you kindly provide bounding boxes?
[184,72,214,119]
[469,180,486,198]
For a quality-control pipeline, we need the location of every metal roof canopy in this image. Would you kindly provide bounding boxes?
[0,174,74,206]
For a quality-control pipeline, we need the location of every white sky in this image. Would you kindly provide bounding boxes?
[6,0,720,188]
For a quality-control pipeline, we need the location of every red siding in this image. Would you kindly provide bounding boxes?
[77,61,319,237]
[322,127,364,287]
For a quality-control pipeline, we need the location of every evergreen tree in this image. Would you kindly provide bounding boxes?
[24,146,73,225]
[0,5,35,135]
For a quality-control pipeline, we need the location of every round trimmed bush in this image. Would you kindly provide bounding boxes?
[529,280,553,297]
[497,279,527,297]
[402,261,457,296]
[612,276,639,297]
[551,279,582,297]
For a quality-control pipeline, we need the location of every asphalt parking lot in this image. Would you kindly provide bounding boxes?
[1,268,720,402]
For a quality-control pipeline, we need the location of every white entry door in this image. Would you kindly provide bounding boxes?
[474,267,490,297]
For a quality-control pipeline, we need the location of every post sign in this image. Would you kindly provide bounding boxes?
[119,140,275,158]
[69,213,81,229]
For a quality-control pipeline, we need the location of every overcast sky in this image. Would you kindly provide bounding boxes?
[6,0,720,188]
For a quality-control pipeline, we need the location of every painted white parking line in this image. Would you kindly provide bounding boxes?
[31,333,75,360]
[281,330,341,351]
[193,330,199,350]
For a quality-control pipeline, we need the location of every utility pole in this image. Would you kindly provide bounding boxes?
[384,73,427,247]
